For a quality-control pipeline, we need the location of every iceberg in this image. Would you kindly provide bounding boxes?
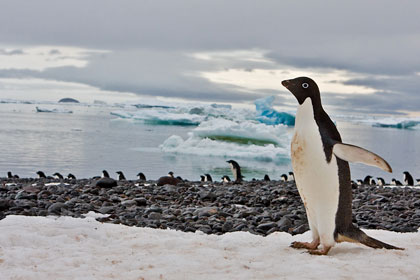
[254,96,295,126]
[160,118,291,164]
[348,116,420,130]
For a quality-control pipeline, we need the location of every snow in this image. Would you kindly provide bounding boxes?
[0,213,418,280]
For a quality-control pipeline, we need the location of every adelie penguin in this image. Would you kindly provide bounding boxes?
[403,171,414,186]
[137,172,146,181]
[7,171,19,179]
[283,76,402,255]
[288,172,295,181]
[116,171,126,181]
[204,174,213,182]
[36,171,47,179]
[53,172,64,180]
[391,178,403,186]
[263,174,271,181]
[67,173,76,180]
[280,174,288,182]
[227,160,243,183]
[377,177,386,187]
[221,175,231,183]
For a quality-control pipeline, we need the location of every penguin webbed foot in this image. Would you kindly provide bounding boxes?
[290,240,320,250]
[307,246,331,256]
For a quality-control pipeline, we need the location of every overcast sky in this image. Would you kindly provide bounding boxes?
[0,0,419,115]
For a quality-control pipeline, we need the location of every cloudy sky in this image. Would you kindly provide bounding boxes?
[1,0,419,115]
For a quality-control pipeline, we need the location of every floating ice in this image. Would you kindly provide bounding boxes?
[254,96,295,126]
[348,116,420,130]
[35,106,73,114]
[110,109,205,125]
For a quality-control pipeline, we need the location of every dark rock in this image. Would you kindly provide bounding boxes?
[48,202,68,214]
[257,222,277,231]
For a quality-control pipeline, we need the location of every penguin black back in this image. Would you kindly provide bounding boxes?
[53,172,64,179]
[67,173,76,180]
[102,170,110,178]
[263,174,270,181]
[37,171,47,178]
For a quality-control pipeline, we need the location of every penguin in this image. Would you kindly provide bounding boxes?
[356,179,363,186]
[377,177,386,186]
[53,172,64,179]
[363,175,373,185]
[369,178,376,186]
[416,178,420,186]
[37,171,47,179]
[102,170,110,178]
[204,174,213,182]
[168,171,174,178]
[263,174,271,181]
[221,175,231,183]
[67,173,76,180]
[391,178,403,186]
[403,171,414,186]
[288,172,295,181]
[282,76,401,255]
[7,171,19,179]
[226,160,243,183]
[280,174,288,182]
[137,172,146,181]
[200,175,205,182]
[116,171,126,181]
[176,176,184,181]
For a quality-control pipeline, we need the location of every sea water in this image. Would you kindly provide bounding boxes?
[0,100,419,183]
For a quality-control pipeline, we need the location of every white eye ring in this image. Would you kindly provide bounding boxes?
[302,83,309,89]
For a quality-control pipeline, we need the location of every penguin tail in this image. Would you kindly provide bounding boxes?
[337,227,404,250]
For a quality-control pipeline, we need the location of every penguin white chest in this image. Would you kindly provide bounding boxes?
[291,99,339,241]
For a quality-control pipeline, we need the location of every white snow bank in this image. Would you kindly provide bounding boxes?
[0,214,418,280]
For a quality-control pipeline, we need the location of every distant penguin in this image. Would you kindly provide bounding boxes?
[204,174,213,182]
[53,172,64,179]
[280,174,288,182]
[176,176,184,181]
[377,177,386,186]
[7,171,19,179]
[102,170,110,178]
[221,175,231,183]
[67,173,76,180]
[137,172,146,181]
[356,179,363,186]
[227,160,243,183]
[263,174,271,181]
[283,76,401,255]
[363,175,373,185]
[416,178,420,186]
[288,172,295,181]
[369,178,376,186]
[116,171,126,181]
[168,171,175,178]
[37,171,47,179]
[403,171,414,186]
[200,175,205,182]
[391,178,403,186]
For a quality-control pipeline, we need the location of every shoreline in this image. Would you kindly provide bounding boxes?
[1,178,419,236]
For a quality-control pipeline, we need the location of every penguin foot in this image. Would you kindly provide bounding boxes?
[307,246,331,256]
[290,239,320,250]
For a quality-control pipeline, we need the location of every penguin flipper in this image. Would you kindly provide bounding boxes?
[333,143,392,173]
[337,227,403,250]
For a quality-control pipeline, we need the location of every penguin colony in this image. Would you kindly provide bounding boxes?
[4,78,416,255]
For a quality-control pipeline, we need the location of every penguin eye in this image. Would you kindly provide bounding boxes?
[302,83,309,89]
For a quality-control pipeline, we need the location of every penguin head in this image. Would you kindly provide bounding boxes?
[282,77,320,105]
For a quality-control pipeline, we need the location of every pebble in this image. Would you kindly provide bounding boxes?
[0,178,419,237]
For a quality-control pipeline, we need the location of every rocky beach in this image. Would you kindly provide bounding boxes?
[1,178,419,236]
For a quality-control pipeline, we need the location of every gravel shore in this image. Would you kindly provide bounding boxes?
[1,178,419,235]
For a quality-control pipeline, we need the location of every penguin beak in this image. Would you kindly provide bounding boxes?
[281,79,292,88]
